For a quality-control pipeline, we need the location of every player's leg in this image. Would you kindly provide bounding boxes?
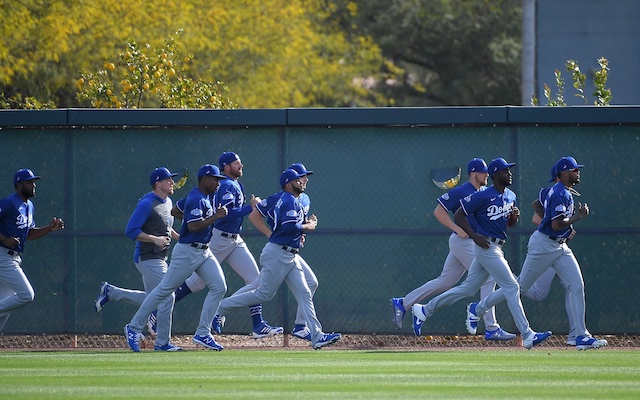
[0,256,35,331]
[522,267,556,301]
[0,282,13,331]
[137,258,175,348]
[555,273,576,345]
[292,255,318,340]
[192,254,227,337]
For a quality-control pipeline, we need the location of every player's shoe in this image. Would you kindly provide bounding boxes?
[566,338,577,346]
[292,324,312,341]
[147,311,158,337]
[312,333,342,350]
[252,321,284,339]
[193,334,224,351]
[124,324,144,352]
[484,328,516,341]
[153,342,182,351]
[466,302,480,335]
[411,303,427,336]
[94,282,110,312]
[523,331,552,349]
[575,335,608,351]
[391,297,405,330]
[211,315,225,335]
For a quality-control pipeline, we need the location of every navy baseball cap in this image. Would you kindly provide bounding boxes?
[555,156,584,174]
[488,158,515,176]
[149,167,178,186]
[219,152,240,169]
[280,169,302,188]
[14,168,41,185]
[289,163,314,176]
[467,158,488,174]
[548,165,558,182]
[198,164,224,179]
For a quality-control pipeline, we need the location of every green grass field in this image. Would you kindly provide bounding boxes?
[1,349,639,399]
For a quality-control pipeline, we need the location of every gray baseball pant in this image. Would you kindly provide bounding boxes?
[0,252,34,331]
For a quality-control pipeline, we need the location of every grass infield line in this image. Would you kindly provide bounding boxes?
[1,349,639,399]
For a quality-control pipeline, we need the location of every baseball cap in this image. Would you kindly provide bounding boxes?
[548,165,558,182]
[149,167,178,186]
[555,156,584,174]
[488,158,515,176]
[198,164,224,179]
[289,163,314,176]
[14,168,41,185]
[219,151,240,169]
[280,168,302,188]
[467,158,488,174]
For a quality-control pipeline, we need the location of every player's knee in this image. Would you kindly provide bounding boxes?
[16,289,35,304]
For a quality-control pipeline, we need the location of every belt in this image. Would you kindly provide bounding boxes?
[220,232,238,239]
[190,242,209,250]
[490,237,506,246]
[282,245,299,254]
[7,250,18,256]
[549,236,567,244]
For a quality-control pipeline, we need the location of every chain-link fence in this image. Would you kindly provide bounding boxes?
[1,110,639,339]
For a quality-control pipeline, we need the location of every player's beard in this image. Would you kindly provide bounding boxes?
[21,185,35,199]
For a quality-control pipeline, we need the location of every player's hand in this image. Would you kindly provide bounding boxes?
[150,235,171,247]
[576,202,589,219]
[49,217,64,231]
[249,194,261,208]
[1,236,20,248]
[473,235,490,249]
[568,228,577,240]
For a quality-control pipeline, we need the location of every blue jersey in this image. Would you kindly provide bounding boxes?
[459,186,516,240]
[213,177,252,234]
[256,191,310,230]
[537,182,574,239]
[125,192,174,263]
[269,192,305,248]
[0,193,35,253]
[438,181,482,233]
[178,187,215,245]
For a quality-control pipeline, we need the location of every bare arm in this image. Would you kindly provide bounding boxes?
[454,208,489,249]
[551,202,589,231]
[531,199,544,226]
[187,206,228,232]
[249,208,272,238]
[27,217,65,240]
[433,204,468,238]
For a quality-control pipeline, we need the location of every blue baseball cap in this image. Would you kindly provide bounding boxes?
[149,167,178,186]
[14,168,41,185]
[198,164,224,179]
[280,169,302,188]
[548,165,558,182]
[555,156,584,174]
[289,163,314,176]
[467,158,488,174]
[219,152,240,169]
[488,158,515,176]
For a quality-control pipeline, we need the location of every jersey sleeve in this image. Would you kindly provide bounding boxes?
[125,197,152,241]
[175,197,186,213]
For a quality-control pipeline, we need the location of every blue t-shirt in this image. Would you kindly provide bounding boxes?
[438,181,482,233]
[459,186,517,240]
[268,192,304,248]
[0,193,35,253]
[256,190,310,230]
[537,182,574,239]
[212,177,252,234]
[178,187,215,245]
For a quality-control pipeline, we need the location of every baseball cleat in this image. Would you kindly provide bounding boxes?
[147,311,158,336]
[94,282,110,312]
[193,334,224,351]
[292,324,312,341]
[124,324,144,352]
[211,315,225,335]
[252,321,284,339]
[391,297,405,330]
[575,335,607,350]
[484,328,516,341]
[411,303,427,336]
[566,338,577,346]
[466,303,480,335]
[523,330,552,349]
[153,342,183,351]
[313,333,342,349]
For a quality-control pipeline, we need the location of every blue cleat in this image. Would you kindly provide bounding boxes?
[211,315,225,335]
[94,282,110,312]
[154,342,182,351]
[466,303,480,335]
[313,333,342,349]
[484,328,516,341]
[124,324,144,352]
[523,331,552,349]
[147,310,157,336]
[575,335,607,351]
[292,324,312,341]
[411,304,427,336]
[391,297,405,330]
[252,321,284,339]
[193,334,224,351]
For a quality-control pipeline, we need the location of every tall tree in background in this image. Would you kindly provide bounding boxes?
[346,0,522,106]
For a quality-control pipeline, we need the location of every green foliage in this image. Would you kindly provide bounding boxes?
[0,93,55,109]
[534,57,612,106]
[76,31,235,109]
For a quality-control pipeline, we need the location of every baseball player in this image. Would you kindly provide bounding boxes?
[468,157,607,350]
[94,167,181,351]
[149,152,283,340]
[0,169,64,331]
[412,158,552,349]
[124,164,228,352]
[212,169,341,350]
[391,158,515,340]
[248,163,318,341]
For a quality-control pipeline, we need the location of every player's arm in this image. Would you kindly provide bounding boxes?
[454,207,489,249]
[171,197,185,220]
[187,205,228,232]
[551,202,589,231]
[249,208,272,238]
[433,204,468,238]
[170,228,180,240]
[27,217,64,240]
[531,199,544,226]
